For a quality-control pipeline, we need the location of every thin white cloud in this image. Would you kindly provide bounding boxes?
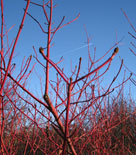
[54,43,93,58]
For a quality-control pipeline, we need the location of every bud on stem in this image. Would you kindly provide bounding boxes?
[111,47,119,59]
[39,47,44,54]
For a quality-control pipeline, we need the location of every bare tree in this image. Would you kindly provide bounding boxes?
[0,1,132,154]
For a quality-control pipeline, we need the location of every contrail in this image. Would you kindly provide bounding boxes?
[55,43,93,58]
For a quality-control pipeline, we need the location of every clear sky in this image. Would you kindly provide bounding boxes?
[1,0,136,98]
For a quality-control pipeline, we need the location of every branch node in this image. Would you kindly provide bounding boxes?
[43,94,49,102]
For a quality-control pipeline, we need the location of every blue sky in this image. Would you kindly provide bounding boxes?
[1,0,136,98]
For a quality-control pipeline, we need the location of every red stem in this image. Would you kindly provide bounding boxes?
[0,0,30,94]
[62,78,72,154]
[0,0,6,153]
[45,0,53,95]
[40,50,69,84]
[72,48,119,85]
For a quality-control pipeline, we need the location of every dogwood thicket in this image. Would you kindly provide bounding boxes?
[0,0,135,154]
